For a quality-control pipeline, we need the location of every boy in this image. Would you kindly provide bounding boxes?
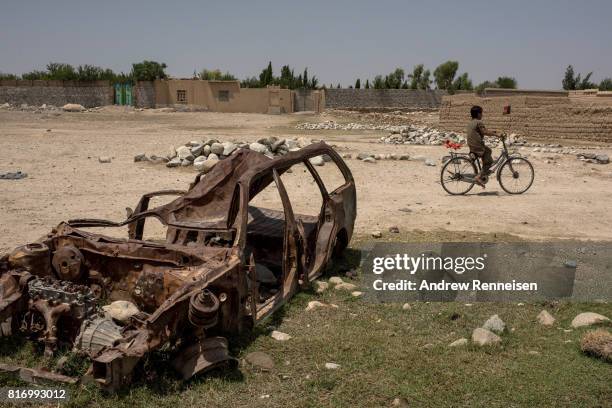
[467,105,499,187]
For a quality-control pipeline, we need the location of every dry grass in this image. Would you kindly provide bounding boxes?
[581,329,612,363]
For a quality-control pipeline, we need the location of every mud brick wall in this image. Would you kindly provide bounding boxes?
[134,81,155,108]
[324,89,447,110]
[438,94,612,142]
[0,80,112,108]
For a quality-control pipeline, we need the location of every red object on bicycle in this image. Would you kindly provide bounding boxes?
[444,140,463,150]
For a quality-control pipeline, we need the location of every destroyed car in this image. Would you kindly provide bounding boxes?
[0,142,356,390]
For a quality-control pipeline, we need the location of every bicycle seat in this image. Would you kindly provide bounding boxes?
[444,140,463,150]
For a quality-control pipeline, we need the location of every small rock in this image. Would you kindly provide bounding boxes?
[62,103,85,112]
[245,351,274,371]
[537,310,556,326]
[334,282,357,291]
[222,141,237,156]
[402,303,411,311]
[388,225,400,233]
[305,300,328,311]
[312,280,329,293]
[249,142,269,154]
[328,277,344,285]
[271,330,292,341]
[351,291,363,297]
[482,314,506,334]
[324,362,340,370]
[362,157,376,163]
[134,153,148,162]
[166,157,182,168]
[472,328,501,346]
[391,397,410,407]
[176,145,192,160]
[371,230,382,238]
[309,156,325,166]
[195,157,219,173]
[98,156,111,164]
[424,158,437,166]
[210,142,225,155]
[449,338,468,347]
[571,312,610,328]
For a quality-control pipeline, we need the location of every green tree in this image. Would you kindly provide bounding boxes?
[0,72,19,80]
[496,76,517,89]
[386,68,405,89]
[22,70,47,80]
[475,80,498,93]
[302,68,308,89]
[433,61,459,90]
[131,60,167,81]
[355,78,361,89]
[452,72,473,91]
[576,72,596,89]
[199,69,237,81]
[259,61,274,87]
[409,64,424,89]
[419,70,431,90]
[46,62,77,80]
[365,79,370,89]
[562,65,577,90]
[373,75,384,89]
[599,78,612,91]
[241,76,260,88]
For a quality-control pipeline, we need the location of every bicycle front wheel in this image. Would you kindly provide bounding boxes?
[498,157,534,194]
[440,156,477,195]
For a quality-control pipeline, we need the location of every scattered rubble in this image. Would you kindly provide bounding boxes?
[134,136,342,173]
[577,152,609,164]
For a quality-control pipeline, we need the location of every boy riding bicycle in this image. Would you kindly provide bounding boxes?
[467,105,501,187]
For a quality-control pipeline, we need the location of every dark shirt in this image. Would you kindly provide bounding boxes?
[466,119,486,155]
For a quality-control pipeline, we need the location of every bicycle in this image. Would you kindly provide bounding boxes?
[440,134,534,195]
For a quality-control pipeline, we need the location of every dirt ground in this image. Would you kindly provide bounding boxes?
[1,108,612,253]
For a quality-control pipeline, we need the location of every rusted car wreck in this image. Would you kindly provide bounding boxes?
[0,142,356,390]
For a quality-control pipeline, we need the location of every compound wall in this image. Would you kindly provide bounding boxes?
[324,89,447,110]
[0,80,113,108]
[438,93,612,142]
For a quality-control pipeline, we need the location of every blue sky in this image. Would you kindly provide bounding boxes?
[1,0,611,89]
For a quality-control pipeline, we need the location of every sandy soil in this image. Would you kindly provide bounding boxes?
[1,107,611,253]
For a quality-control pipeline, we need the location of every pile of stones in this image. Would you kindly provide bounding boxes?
[577,152,610,164]
[135,136,320,173]
[296,121,413,132]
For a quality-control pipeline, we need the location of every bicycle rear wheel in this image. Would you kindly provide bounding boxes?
[498,157,534,194]
[440,156,477,195]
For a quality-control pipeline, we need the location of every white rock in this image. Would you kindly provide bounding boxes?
[472,328,501,346]
[313,280,329,293]
[362,157,376,163]
[324,362,340,370]
[305,301,327,311]
[222,141,237,156]
[537,310,556,326]
[334,282,357,291]
[249,142,269,154]
[176,145,192,160]
[449,338,468,347]
[62,103,85,112]
[195,156,219,173]
[351,291,363,297]
[328,277,344,285]
[309,156,325,166]
[210,142,225,155]
[402,303,411,311]
[482,314,506,334]
[571,312,610,328]
[371,230,382,238]
[271,330,292,341]
[102,300,139,322]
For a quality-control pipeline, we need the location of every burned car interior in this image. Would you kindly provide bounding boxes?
[0,142,356,391]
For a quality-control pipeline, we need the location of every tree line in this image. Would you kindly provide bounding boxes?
[2,60,610,91]
[348,61,517,94]
[562,65,612,91]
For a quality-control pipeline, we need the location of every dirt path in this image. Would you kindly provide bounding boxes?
[1,108,611,253]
